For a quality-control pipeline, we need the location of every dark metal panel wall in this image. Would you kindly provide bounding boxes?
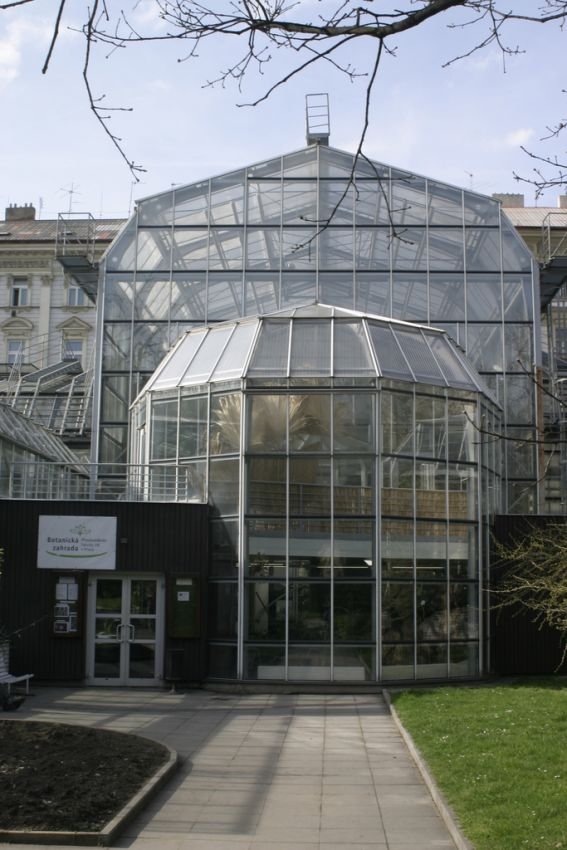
[0,500,209,683]
[491,515,567,675]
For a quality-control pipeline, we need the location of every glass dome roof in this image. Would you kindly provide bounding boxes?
[139,304,496,400]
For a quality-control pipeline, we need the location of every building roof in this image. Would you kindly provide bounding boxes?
[502,207,567,228]
[137,302,498,403]
[0,218,124,242]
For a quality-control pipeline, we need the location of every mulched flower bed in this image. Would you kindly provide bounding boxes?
[0,719,169,832]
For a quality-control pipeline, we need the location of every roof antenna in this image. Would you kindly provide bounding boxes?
[306,93,330,146]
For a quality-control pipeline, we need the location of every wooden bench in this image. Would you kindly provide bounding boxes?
[0,641,33,695]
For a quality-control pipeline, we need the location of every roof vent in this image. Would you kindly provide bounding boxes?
[305,93,330,146]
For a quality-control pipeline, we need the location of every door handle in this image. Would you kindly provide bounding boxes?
[115,622,124,640]
[126,623,135,642]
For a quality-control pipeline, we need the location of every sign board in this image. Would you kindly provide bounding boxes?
[37,516,117,570]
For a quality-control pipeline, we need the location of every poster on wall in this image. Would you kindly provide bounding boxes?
[37,516,117,570]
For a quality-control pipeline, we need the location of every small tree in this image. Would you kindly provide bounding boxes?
[493,522,567,667]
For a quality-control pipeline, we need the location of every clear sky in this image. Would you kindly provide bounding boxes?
[1,1,565,220]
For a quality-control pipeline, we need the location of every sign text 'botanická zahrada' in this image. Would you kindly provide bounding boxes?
[37,516,117,570]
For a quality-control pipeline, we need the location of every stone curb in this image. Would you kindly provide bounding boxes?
[0,745,179,846]
[383,689,474,850]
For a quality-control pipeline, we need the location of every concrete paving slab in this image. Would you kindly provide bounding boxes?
[1,687,458,850]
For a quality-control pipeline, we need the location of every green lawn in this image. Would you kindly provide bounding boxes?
[391,680,567,850]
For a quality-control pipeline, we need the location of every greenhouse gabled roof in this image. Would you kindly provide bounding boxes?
[137,302,497,402]
[0,402,85,465]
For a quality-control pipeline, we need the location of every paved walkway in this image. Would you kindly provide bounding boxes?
[3,688,456,850]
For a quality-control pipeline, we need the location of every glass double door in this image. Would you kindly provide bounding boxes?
[88,576,164,685]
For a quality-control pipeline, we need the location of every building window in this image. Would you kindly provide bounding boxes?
[10,279,29,307]
[7,339,24,365]
[67,285,86,307]
[62,339,83,364]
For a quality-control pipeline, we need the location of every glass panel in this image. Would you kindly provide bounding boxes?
[105,276,134,320]
[415,463,447,519]
[211,518,239,576]
[466,324,503,372]
[247,457,286,515]
[506,428,537,477]
[428,182,463,225]
[355,180,391,225]
[103,324,131,371]
[209,458,239,516]
[392,227,428,270]
[390,273,428,321]
[288,583,330,640]
[450,583,478,639]
[415,395,446,459]
[382,583,414,641]
[281,272,316,307]
[94,644,121,678]
[96,579,122,613]
[245,273,279,315]
[463,193,499,226]
[334,457,373,515]
[289,394,330,452]
[333,321,374,377]
[212,321,257,380]
[334,518,373,576]
[381,518,414,576]
[450,643,479,676]
[334,647,375,681]
[152,329,205,390]
[210,172,244,225]
[428,228,464,271]
[287,646,331,680]
[172,229,209,269]
[284,181,317,223]
[355,272,390,316]
[209,583,238,638]
[132,324,171,372]
[247,395,287,451]
[208,229,244,271]
[319,181,354,225]
[290,456,331,514]
[429,274,466,321]
[247,320,289,377]
[95,617,121,639]
[416,583,447,640]
[290,320,331,376]
[99,425,128,465]
[416,521,447,575]
[289,518,331,576]
[246,228,281,269]
[466,274,502,320]
[465,229,501,272]
[150,398,178,460]
[130,618,156,639]
[381,644,414,680]
[178,460,206,501]
[246,518,286,577]
[416,644,448,679]
[319,228,353,269]
[129,643,156,678]
[134,275,170,321]
[130,580,156,615]
[207,274,242,320]
[392,177,426,225]
[382,457,414,517]
[101,376,130,422]
[503,274,533,320]
[505,325,532,371]
[247,581,286,640]
[247,180,282,224]
[449,523,477,578]
[138,193,174,225]
[179,394,208,458]
[381,392,414,454]
[184,327,232,383]
[368,324,412,381]
[283,148,317,177]
[504,375,534,423]
[394,330,445,385]
[453,465,478,526]
[334,393,375,452]
[245,646,286,679]
[355,228,390,270]
[448,401,476,462]
[319,272,354,309]
[334,584,373,640]
[137,228,172,271]
[174,181,209,225]
[428,336,477,390]
[106,219,137,271]
[210,394,241,455]
[282,229,316,269]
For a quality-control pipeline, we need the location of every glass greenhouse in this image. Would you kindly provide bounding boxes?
[96,143,540,682]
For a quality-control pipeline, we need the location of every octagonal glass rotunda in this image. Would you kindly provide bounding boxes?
[131,304,502,682]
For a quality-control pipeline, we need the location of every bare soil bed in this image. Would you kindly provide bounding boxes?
[0,719,169,832]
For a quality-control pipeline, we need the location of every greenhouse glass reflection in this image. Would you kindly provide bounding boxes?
[130,306,502,682]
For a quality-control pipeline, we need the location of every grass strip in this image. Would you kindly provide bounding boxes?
[391,679,567,850]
